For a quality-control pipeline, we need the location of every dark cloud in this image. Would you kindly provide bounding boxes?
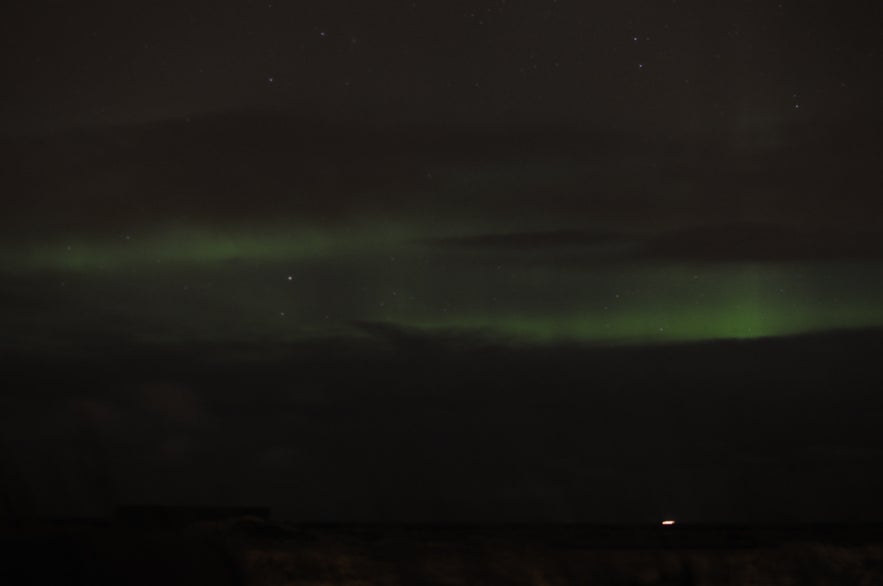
[639,223,883,262]
[422,222,883,263]
[423,229,625,251]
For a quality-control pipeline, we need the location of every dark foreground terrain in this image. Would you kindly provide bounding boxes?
[3,330,883,584]
[3,519,883,585]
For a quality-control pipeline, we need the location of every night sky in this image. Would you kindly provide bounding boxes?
[1,1,882,523]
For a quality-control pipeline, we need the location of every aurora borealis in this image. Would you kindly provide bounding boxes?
[6,222,883,348]
[4,120,882,351]
[2,0,882,525]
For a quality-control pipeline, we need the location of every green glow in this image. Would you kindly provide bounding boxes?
[385,262,883,344]
[11,223,418,271]
[5,220,883,348]
[408,301,883,344]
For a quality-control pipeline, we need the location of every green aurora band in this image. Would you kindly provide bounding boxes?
[5,225,883,348]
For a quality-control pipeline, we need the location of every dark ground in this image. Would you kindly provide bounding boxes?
[2,330,883,583]
[3,518,883,585]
